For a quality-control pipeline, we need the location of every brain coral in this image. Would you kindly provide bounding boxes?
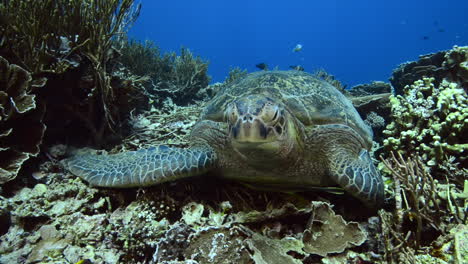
[383,77,467,175]
[0,56,45,184]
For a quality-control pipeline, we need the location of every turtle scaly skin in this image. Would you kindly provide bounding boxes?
[64,71,384,208]
[65,146,216,187]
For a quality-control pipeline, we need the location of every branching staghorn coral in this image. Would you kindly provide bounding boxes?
[381,153,441,248]
[380,152,466,263]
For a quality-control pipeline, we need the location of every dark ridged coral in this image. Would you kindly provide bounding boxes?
[0,56,45,184]
[390,46,468,95]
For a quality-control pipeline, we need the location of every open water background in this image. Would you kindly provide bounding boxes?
[129,0,468,86]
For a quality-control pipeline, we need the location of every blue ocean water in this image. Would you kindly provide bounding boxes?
[129,0,468,87]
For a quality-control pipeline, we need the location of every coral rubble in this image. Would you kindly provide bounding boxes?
[0,167,380,263]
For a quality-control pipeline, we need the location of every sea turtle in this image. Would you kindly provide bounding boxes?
[64,71,384,208]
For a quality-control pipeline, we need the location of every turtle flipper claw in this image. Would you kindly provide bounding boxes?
[63,146,216,188]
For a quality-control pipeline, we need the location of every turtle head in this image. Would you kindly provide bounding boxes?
[224,95,300,159]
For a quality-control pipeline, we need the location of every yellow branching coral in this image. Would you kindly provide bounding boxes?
[383,77,467,178]
[443,46,468,86]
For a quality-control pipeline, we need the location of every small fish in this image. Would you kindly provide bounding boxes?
[292,44,303,52]
[289,65,304,71]
[256,63,268,71]
[422,36,430,40]
[438,28,445,32]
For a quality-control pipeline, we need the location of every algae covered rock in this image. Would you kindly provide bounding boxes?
[0,56,45,184]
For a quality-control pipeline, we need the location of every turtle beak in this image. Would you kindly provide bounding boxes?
[231,114,270,142]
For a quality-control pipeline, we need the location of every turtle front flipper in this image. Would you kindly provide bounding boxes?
[329,149,384,208]
[62,146,216,188]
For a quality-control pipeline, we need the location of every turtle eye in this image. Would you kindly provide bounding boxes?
[225,103,239,124]
[262,103,280,123]
[272,109,278,121]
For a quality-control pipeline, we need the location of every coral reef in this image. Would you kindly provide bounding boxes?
[443,46,468,86]
[0,0,140,75]
[301,202,367,257]
[0,167,106,263]
[172,200,371,264]
[0,56,46,184]
[123,100,204,151]
[1,4,467,261]
[148,46,210,105]
[0,0,145,147]
[383,77,467,181]
[347,81,392,97]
